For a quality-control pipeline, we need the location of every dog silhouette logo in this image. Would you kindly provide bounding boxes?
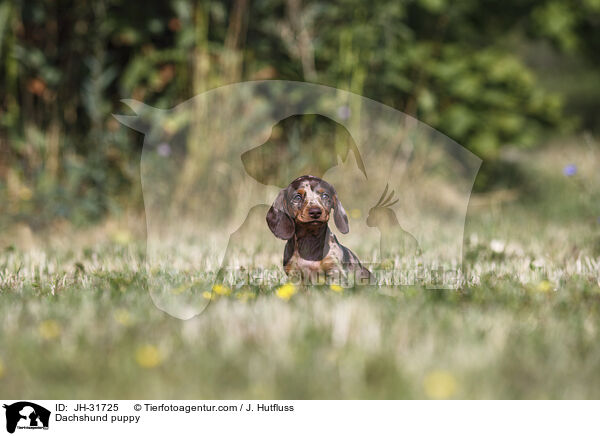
[115,80,481,318]
[3,402,50,434]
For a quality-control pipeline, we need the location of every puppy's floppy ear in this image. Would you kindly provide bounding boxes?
[266,189,295,240]
[333,194,349,234]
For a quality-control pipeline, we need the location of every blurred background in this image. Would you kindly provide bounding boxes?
[0,0,599,229]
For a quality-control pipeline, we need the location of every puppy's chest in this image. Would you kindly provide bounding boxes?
[284,234,343,275]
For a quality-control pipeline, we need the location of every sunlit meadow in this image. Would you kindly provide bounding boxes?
[1,140,599,399]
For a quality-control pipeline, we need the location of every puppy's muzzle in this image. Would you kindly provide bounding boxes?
[308,207,322,219]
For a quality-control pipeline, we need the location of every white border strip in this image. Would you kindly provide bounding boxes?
[1,400,597,436]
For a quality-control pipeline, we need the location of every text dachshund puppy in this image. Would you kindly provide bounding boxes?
[267,175,371,283]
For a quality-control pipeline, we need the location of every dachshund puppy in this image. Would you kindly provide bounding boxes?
[266,175,371,284]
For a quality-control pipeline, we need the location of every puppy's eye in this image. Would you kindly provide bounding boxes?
[321,193,330,200]
[293,194,303,202]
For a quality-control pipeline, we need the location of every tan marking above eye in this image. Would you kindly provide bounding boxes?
[293,190,305,201]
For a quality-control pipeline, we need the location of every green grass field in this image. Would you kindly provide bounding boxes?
[1,140,599,399]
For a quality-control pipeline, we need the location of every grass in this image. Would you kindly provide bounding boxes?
[1,139,599,399]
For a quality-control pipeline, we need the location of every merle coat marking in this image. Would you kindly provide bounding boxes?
[266,175,371,283]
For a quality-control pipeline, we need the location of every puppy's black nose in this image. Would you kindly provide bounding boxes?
[308,207,322,219]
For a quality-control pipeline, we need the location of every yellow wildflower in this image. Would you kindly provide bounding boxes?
[212,284,231,296]
[276,283,296,301]
[350,209,362,219]
[114,309,132,326]
[135,345,163,368]
[202,291,213,300]
[111,229,132,245]
[536,280,553,292]
[424,370,457,399]
[38,320,61,340]
[330,284,344,293]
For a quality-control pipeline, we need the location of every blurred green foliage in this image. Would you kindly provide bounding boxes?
[0,0,599,225]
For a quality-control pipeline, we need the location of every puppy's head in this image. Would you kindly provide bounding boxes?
[266,175,349,240]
